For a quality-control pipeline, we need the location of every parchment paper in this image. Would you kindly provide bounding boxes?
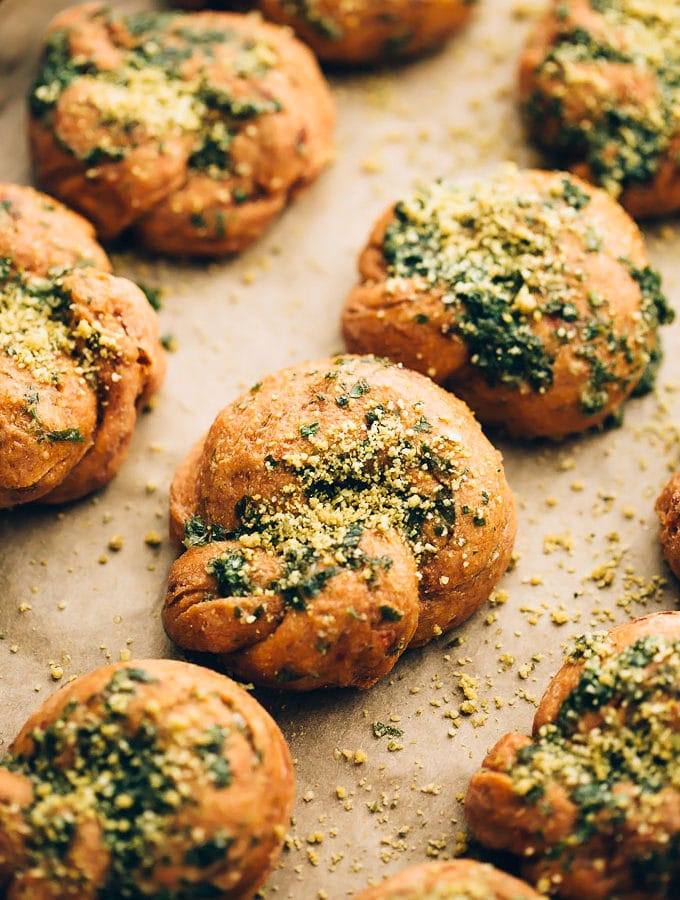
[1,0,679,896]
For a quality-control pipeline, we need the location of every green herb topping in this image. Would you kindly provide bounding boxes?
[189,360,483,612]
[505,632,680,889]
[31,7,284,178]
[0,263,118,392]
[527,0,680,196]
[381,172,671,408]
[1,668,241,897]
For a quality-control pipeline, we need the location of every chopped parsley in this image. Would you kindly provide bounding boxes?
[372,721,404,739]
[561,175,590,209]
[183,514,229,548]
[206,549,252,597]
[194,725,233,788]
[300,422,319,438]
[184,832,234,868]
[39,427,84,443]
[282,0,344,40]
[138,282,163,311]
[379,605,403,622]
[349,378,371,398]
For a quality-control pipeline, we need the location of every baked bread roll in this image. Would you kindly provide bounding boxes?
[29,3,334,255]
[356,860,544,899]
[258,0,475,65]
[465,611,680,899]
[655,470,680,579]
[0,659,294,899]
[164,355,516,690]
[519,0,680,218]
[343,168,673,438]
[0,183,164,508]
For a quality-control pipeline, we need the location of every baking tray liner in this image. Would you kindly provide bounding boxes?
[1,0,679,895]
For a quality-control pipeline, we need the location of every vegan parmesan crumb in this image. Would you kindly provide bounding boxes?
[144,530,163,547]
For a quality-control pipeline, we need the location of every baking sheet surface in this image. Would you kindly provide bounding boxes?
[1,0,679,896]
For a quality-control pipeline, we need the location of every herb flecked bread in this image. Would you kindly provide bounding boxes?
[257,0,476,65]
[654,470,680,579]
[0,183,164,508]
[465,611,680,899]
[28,3,335,255]
[342,168,673,438]
[164,355,516,690]
[0,659,294,899]
[519,0,680,218]
[355,859,544,899]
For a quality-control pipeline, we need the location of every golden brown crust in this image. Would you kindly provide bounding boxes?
[342,169,669,438]
[0,183,111,275]
[29,103,193,242]
[356,859,544,899]
[465,612,680,899]
[41,270,166,504]
[655,471,680,579]
[29,4,335,255]
[164,355,516,689]
[518,0,680,218]
[259,0,474,65]
[0,184,165,509]
[0,659,295,899]
[177,1,252,7]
